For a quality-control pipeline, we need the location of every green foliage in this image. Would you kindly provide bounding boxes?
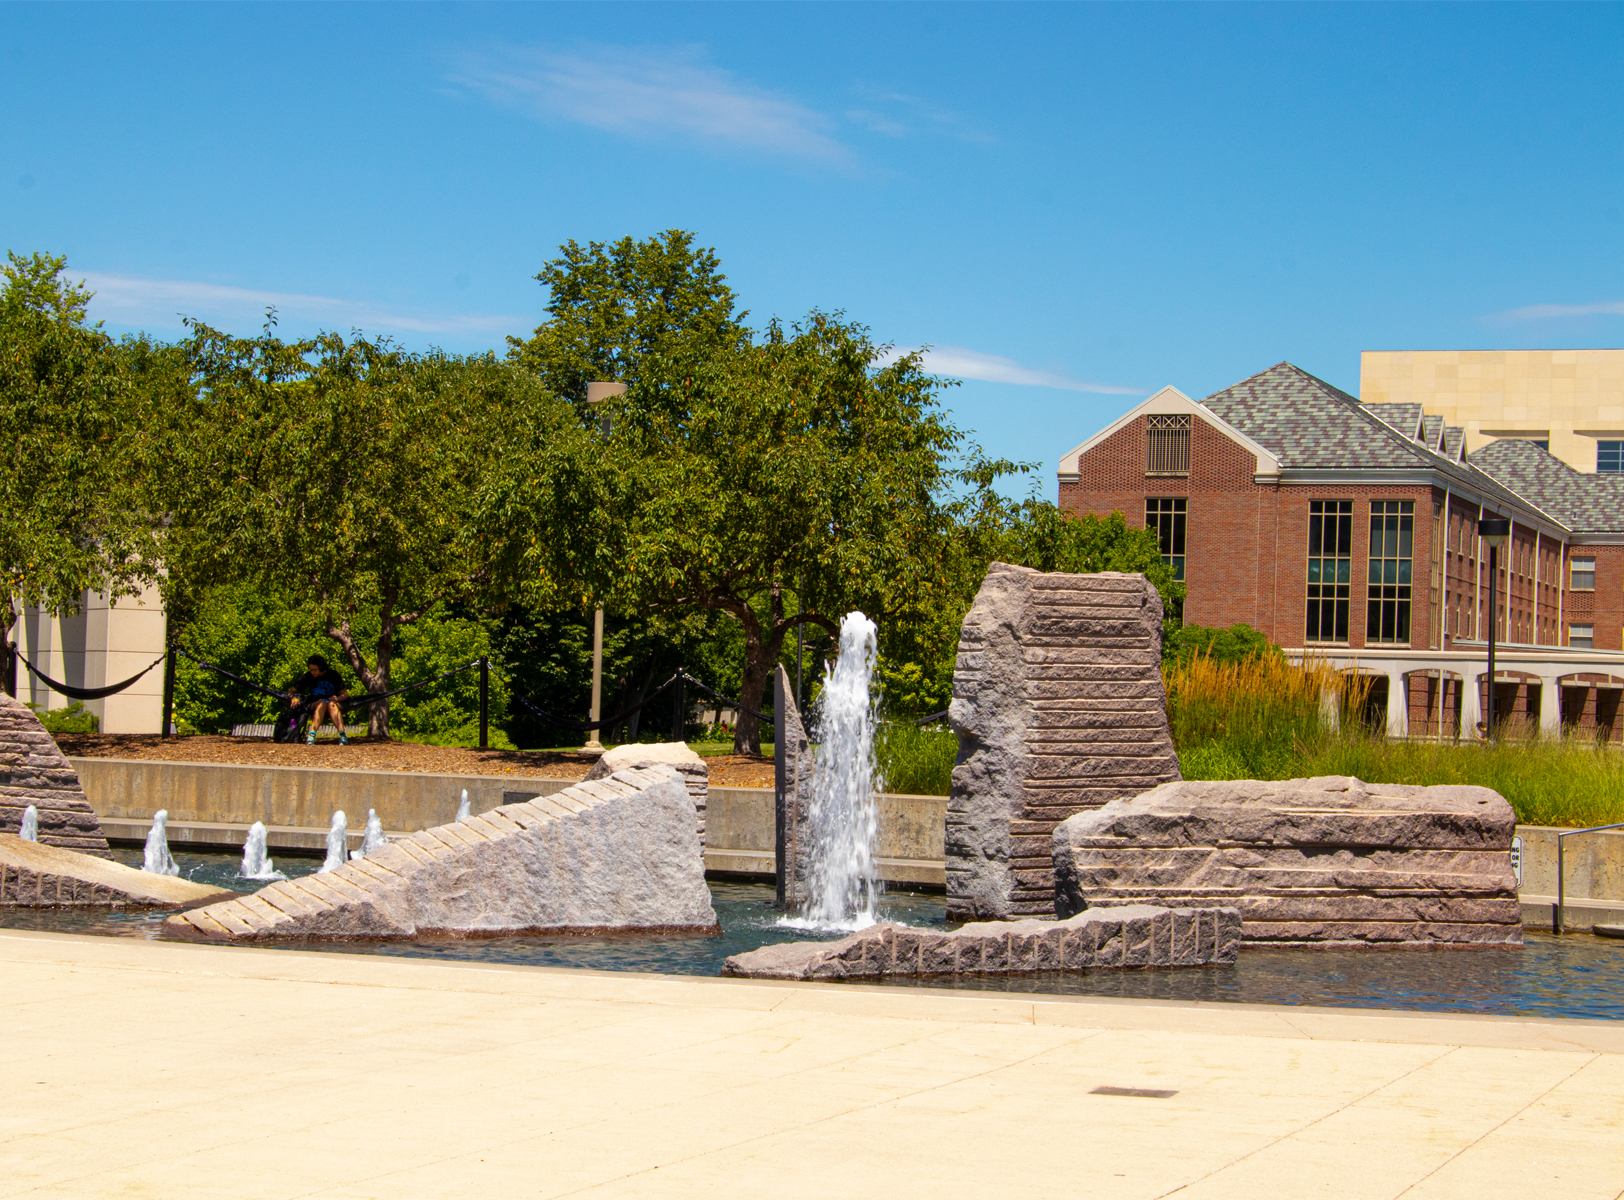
[0,251,161,632]
[508,230,747,402]
[155,324,584,735]
[27,701,98,734]
[514,302,983,753]
[878,659,950,720]
[874,722,956,796]
[173,582,509,744]
[1166,622,1275,666]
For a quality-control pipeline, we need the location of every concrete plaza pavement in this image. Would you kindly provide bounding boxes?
[2,930,1622,1199]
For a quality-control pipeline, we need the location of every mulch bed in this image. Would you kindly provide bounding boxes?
[54,734,777,787]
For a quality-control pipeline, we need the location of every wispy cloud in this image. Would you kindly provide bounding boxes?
[845,87,990,143]
[447,44,850,166]
[883,345,1143,395]
[79,273,523,338]
[1489,300,1624,322]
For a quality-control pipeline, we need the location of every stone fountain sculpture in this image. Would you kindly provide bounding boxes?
[947,563,1181,920]
[0,692,111,857]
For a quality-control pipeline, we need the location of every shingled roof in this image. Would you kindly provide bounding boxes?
[1467,440,1624,535]
[1200,362,1439,470]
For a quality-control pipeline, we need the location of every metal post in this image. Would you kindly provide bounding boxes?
[478,656,489,750]
[1555,833,1565,935]
[1487,543,1498,739]
[3,639,14,699]
[583,607,605,753]
[671,672,686,743]
[160,646,176,739]
[774,669,787,908]
[795,582,803,711]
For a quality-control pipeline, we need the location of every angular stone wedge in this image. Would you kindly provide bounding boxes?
[584,742,708,842]
[722,904,1241,980]
[167,765,718,941]
[0,693,111,857]
[0,833,233,908]
[948,562,1179,920]
[1052,775,1523,946]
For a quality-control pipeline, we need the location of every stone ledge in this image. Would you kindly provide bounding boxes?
[722,904,1241,981]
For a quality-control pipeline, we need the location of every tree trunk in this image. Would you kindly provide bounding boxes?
[325,609,393,740]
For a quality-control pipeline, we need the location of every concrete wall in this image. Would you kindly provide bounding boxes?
[71,758,949,886]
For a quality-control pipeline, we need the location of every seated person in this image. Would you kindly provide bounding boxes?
[288,654,352,745]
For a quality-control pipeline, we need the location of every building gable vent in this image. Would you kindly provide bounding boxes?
[1147,414,1191,475]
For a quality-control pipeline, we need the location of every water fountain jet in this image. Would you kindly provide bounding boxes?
[354,809,386,858]
[17,805,38,842]
[239,821,286,881]
[319,811,347,873]
[455,789,470,822]
[784,611,883,932]
[143,810,179,875]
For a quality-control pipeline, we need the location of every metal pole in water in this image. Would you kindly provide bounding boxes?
[1556,834,1565,936]
[161,646,176,739]
[774,668,787,909]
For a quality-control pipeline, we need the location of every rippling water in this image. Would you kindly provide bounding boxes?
[5,849,1623,1021]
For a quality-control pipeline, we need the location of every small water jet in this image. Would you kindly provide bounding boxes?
[455,789,470,822]
[786,611,883,932]
[319,811,347,873]
[354,808,386,858]
[239,821,286,881]
[143,810,179,875]
[17,805,38,842]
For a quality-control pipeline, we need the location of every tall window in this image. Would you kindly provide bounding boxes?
[1147,414,1190,474]
[1600,441,1623,473]
[1572,557,1596,590]
[1146,499,1186,581]
[1367,500,1414,644]
[1307,500,1354,643]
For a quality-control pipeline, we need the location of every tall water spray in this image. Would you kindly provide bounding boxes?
[319,811,348,873]
[239,821,286,881]
[356,809,386,857]
[17,805,38,842]
[800,611,883,929]
[455,789,470,822]
[143,810,179,875]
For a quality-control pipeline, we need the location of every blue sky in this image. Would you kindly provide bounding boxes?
[5,2,1621,493]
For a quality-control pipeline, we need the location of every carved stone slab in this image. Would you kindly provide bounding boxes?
[585,741,708,841]
[947,563,1180,920]
[167,765,717,941]
[721,904,1240,980]
[1053,776,1524,946]
[1,833,231,908]
[0,693,110,857]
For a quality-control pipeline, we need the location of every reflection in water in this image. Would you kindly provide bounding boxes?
[5,850,1623,1022]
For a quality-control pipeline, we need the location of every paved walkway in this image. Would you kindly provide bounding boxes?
[2,931,1622,1199]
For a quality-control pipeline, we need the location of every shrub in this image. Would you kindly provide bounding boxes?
[27,701,98,734]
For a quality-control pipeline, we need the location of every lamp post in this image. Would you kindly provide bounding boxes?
[581,382,627,756]
[1478,517,1511,740]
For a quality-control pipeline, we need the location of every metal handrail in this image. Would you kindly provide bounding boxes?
[1553,822,1624,935]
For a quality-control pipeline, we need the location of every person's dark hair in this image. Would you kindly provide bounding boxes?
[307,654,331,672]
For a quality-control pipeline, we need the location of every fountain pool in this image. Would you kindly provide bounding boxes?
[3,848,1623,1021]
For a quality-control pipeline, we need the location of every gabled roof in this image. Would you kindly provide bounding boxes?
[1369,402,1425,441]
[1421,414,1444,449]
[1443,426,1466,461]
[1199,363,1439,470]
[1057,385,1280,479]
[1468,440,1624,535]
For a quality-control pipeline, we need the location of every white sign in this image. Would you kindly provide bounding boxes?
[1510,835,1523,887]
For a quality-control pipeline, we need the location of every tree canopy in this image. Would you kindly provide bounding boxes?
[0,251,160,639]
[153,322,586,735]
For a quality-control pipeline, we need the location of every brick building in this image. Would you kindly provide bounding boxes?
[1058,362,1624,739]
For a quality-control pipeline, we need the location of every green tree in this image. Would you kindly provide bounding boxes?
[508,230,747,401]
[156,323,585,737]
[0,252,160,642]
[511,312,978,753]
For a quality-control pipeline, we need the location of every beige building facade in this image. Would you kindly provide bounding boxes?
[1361,349,1624,473]
[8,585,168,734]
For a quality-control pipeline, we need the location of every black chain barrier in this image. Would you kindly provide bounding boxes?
[8,643,168,702]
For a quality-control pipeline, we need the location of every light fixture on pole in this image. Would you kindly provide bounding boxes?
[581,381,627,756]
[1478,517,1511,740]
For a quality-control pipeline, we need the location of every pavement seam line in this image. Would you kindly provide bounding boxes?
[1389,1051,1601,1199]
[1151,1044,1463,1199]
